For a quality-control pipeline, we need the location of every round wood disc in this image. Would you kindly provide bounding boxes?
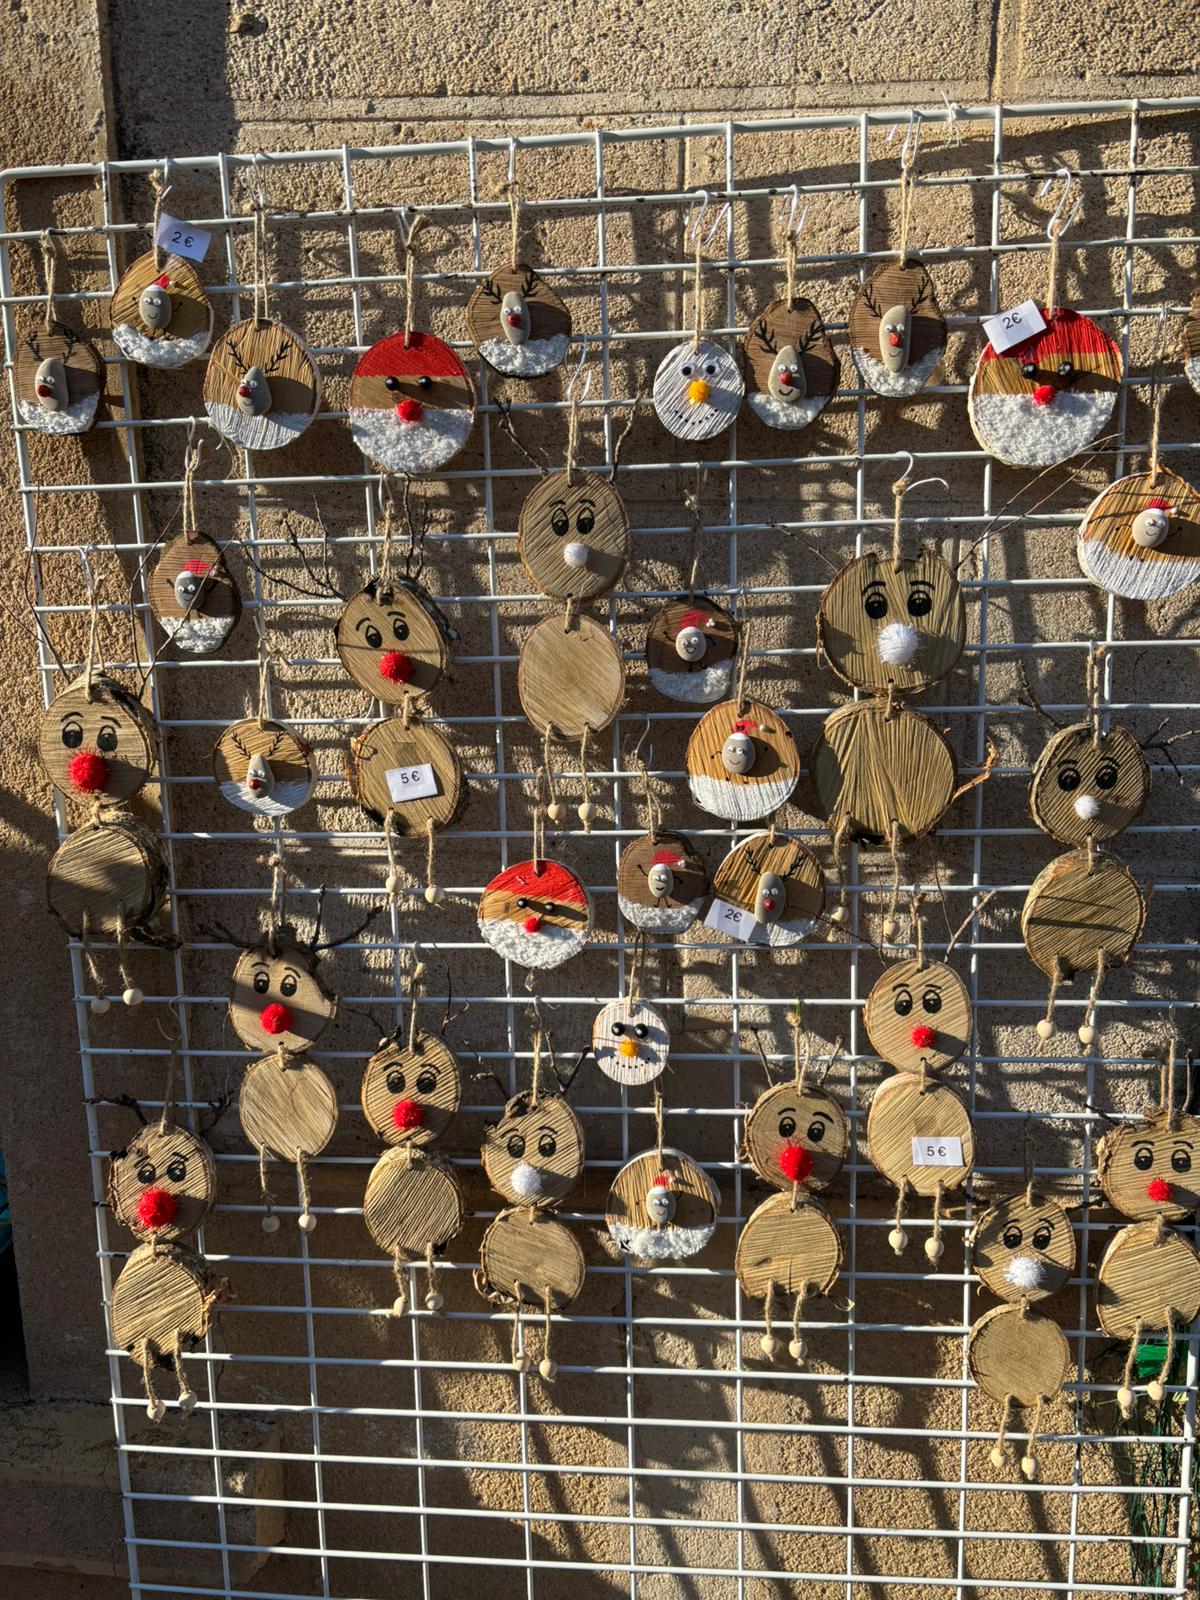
[866,1072,974,1197]
[335,577,452,707]
[742,296,839,431]
[203,317,321,451]
[15,318,103,434]
[652,338,744,441]
[1096,1114,1200,1223]
[347,715,465,834]
[1020,851,1144,979]
[1076,467,1200,601]
[709,831,825,945]
[38,675,156,807]
[481,1090,585,1209]
[847,261,945,398]
[517,612,625,740]
[466,264,571,378]
[744,1081,848,1193]
[686,699,801,822]
[360,1031,462,1147]
[811,701,957,844]
[591,999,671,1086]
[735,1192,843,1301]
[1185,291,1200,396]
[1029,722,1150,846]
[47,816,167,938]
[477,857,592,970]
[1096,1221,1200,1337]
[213,717,315,817]
[517,469,629,601]
[967,1305,1070,1407]
[645,596,738,705]
[969,1191,1076,1305]
[605,1147,719,1260]
[108,1123,217,1245]
[863,958,972,1076]
[478,1209,585,1311]
[239,1055,338,1163]
[348,331,476,474]
[110,1242,216,1365]
[229,940,338,1055]
[968,307,1122,469]
[110,250,213,369]
[617,831,708,934]
[818,548,965,696]
[148,532,241,656]
[363,1147,465,1260]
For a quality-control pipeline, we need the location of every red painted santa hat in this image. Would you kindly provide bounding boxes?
[486,858,589,907]
[980,307,1120,364]
[651,847,684,867]
[354,330,469,383]
[677,607,714,632]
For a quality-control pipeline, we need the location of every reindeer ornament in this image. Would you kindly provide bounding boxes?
[467,263,572,379]
[15,233,103,435]
[204,318,321,451]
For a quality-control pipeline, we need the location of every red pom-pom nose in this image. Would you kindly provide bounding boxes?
[260,1002,293,1035]
[887,332,903,348]
[392,1098,425,1132]
[523,914,542,934]
[1146,1177,1173,1204]
[396,398,423,423]
[1033,383,1055,407]
[911,1024,938,1051]
[137,1187,177,1230]
[504,310,523,327]
[778,371,793,388]
[68,749,109,793]
[779,1143,814,1184]
[379,650,413,684]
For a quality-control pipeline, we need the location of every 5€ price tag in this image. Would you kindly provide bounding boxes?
[981,299,1046,355]
[385,763,439,804]
[154,212,212,264]
[703,896,767,945]
[911,1136,964,1168]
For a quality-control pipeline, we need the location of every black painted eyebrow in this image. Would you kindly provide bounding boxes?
[1171,1139,1194,1149]
[890,982,914,991]
[862,580,887,593]
[60,711,83,722]
[353,617,378,634]
[806,1110,833,1124]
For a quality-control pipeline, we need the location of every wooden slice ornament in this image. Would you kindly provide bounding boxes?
[1029,722,1150,847]
[239,1053,338,1232]
[591,998,671,1086]
[213,717,314,817]
[818,548,965,697]
[744,1081,848,1193]
[477,1208,585,1312]
[1096,1221,1200,1339]
[1184,286,1200,397]
[708,831,825,946]
[1021,851,1144,979]
[47,815,168,938]
[742,296,839,431]
[645,597,738,705]
[866,1071,974,1261]
[605,1147,719,1260]
[735,1191,843,1364]
[38,675,156,808]
[811,701,958,845]
[111,251,213,369]
[148,532,241,656]
[477,857,591,971]
[1096,1112,1200,1224]
[363,1146,465,1261]
[360,1031,462,1148]
[864,958,972,1076]
[467,264,571,378]
[481,1090,585,1210]
[347,715,465,835]
[229,938,338,1056]
[848,261,945,398]
[108,1122,217,1245]
[16,319,103,435]
[517,469,629,601]
[349,331,475,474]
[969,1191,1076,1305]
[1076,467,1200,602]
[517,612,625,742]
[967,1304,1071,1408]
[110,1241,226,1418]
[653,337,743,441]
[203,317,322,451]
[335,575,453,707]
[617,830,708,935]
[685,698,801,822]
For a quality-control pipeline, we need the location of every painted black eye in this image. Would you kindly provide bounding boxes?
[543,903,558,915]
[1002,1224,1023,1250]
[634,1024,649,1039]
[386,1069,405,1094]
[1096,762,1118,791]
[907,589,932,617]
[136,1161,156,1185]
[1031,1223,1052,1251]
[417,375,432,389]
[505,1133,526,1159]
[680,362,694,378]
[1172,1148,1192,1174]
[166,1157,187,1183]
[61,723,83,748]
[551,507,569,537]
[364,624,383,650]
[516,898,528,909]
[1020,361,1037,379]
[806,1120,826,1143]
[97,726,118,753]
[864,588,888,621]
[778,1115,796,1139]
[537,1132,557,1158]
[576,508,595,536]
[253,972,270,994]
[704,362,717,377]
[416,1069,437,1094]
[893,989,913,1017]
[385,376,400,391]
[922,989,942,1015]
[280,974,298,998]
[1057,765,1081,792]
[392,618,409,643]
[1058,360,1074,379]
[1134,1147,1154,1171]
[610,1022,625,1037]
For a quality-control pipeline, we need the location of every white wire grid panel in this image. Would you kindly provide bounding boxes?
[3,99,1200,1600]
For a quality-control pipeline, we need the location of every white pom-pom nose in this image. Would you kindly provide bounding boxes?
[562,541,589,569]
[510,1161,543,1199]
[1073,793,1100,821]
[876,621,920,666]
[1003,1253,1046,1292]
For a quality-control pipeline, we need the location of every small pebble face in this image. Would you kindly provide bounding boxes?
[235,364,270,415]
[213,718,314,817]
[818,548,966,695]
[863,959,973,1076]
[229,940,337,1055]
[745,1082,848,1192]
[754,870,786,924]
[592,998,671,1086]
[971,1192,1075,1304]
[482,1092,585,1208]
[35,356,68,411]
[768,345,805,401]
[109,1125,216,1243]
[111,253,212,368]
[38,678,154,806]
[1029,723,1150,846]
[617,832,708,934]
[652,338,744,441]
[138,282,173,331]
[1099,1116,1200,1223]
[644,1182,676,1224]
[878,305,912,373]
[335,580,448,706]
[722,731,756,774]
[647,862,675,898]
[360,1034,461,1148]
[149,534,240,656]
[1132,503,1172,548]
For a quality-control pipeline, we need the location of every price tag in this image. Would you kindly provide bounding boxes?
[385,763,439,804]
[703,897,767,945]
[911,1136,964,1168]
[154,213,212,264]
[981,299,1046,355]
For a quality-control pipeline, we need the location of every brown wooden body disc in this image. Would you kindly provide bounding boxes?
[742,296,839,430]
[744,1081,848,1193]
[517,612,625,741]
[1029,722,1150,846]
[466,264,571,378]
[866,1073,974,1197]
[347,715,465,834]
[110,251,213,368]
[239,1055,338,1163]
[1020,851,1144,979]
[47,816,168,938]
[864,958,972,1075]
[735,1192,843,1300]
[969,1191,1076,1305]
[478,1208,585,1311]
[967,1304,1070,1407]
[335,577,453,707]
[203,317,322,451]
[1096,1221,1200,1337]
[818,548,965,696]
[605,1147,719,1260]
[517,469,629,600]
[15,319,103,434]
[148,532,241,656]
[1096,1114,1200,1223]
[363,1147,465,1260]
[213,717,315,818]
[847,261,945,398]
[709,831,825,945]
[617,831,708,935]
[108,1123,217,1245]
[110,1242,219,1366]
[686,699,801,823]
[811,701,957,844]
[645,597,739,705]
[360,1032,461,1147]
[482,1091,584,1209]
[229,940,337,1055]
[38,675,156,807]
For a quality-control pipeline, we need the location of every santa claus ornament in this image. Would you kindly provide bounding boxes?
[1076,467,1200,603]
[616,733,708,936]
[705,830,825,949]
[477,856,591,971]
[212,644,314,817]
[653,198,743,440]
[606,1143,719,1262]
[148,441,241,656]
[645,596,739,705]
[15,232,103,436]
[349,332,476,475]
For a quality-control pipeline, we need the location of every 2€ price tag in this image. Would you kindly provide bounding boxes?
[981,299,1046,356]
[154,212,212,264]
[703,896,767,945]
[384,763,439,804]
[911,1136,964,1168]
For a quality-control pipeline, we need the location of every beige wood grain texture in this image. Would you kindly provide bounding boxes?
[811,701,957,841]
[347,715,465,833]
[734,1191,843,1300]
[967,1304,1071,1406]
[147,532,241,630]
[617,831,708,917]
[14,318,103,405]
[363,1146,465,1258]
[229,941,337,1055]
[360,1032,462,1147]
[644,597,738,697]
[478,1208,585,1310]
[517,469,629,601]
[866,1072,974,1196]
[1095,1221,1200,1336]
[482,1091,585,1208]
[46,815,168,937]
[110,1242,217,1364]
[38,675,156,806]
[1185,288,1200,359]
[591,998,671,1086]
[108,1124,217,1245]
[847,262,944,357]
[685,698,801,820]
[238,1055,339,1163]
[969,1192,1076,1305]
[1028,722,1150,846]
[202,318,320,419]
[335,580,452,706]
[1020,850,1145,978]
[110,250,212,345]
[742,296,839,401]
[605,1147,718,1240]
[213,717,314,806]
[1096,1114,1200,1222]
[863,958,973,1076]
[517,611,625,740]
[970,312,1121,399]
[466,264,571,358]
[817,548,966,696]
[709,831,825,923]
[1076,468,1200,601]
[743,1082,847,1192]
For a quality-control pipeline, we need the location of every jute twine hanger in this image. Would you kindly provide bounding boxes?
[775,185,809,311]
[564,340,590,488]
[893,111,922,268]
[38,229,60,331]
[395,205,430,348]
[683,192,732,351]
[501,139,522,272]
[629,722,663,844]
[148,160,172,273]
[1142,304,1176,492]
[889,455,949,572]
[248,155,272,325]
[1040,168,1081,322]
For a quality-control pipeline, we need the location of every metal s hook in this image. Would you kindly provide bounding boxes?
[506,138,518,188]
[565,335,591,404]
[69,545,98,603]
[899,109,922,169]
[685,190,732,250]
[774,184,808,240]
[630,716,653,768]
[899,474,950,500]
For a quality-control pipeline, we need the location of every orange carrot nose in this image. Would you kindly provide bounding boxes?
[397,398,423,423]
[1033,384,1055,407]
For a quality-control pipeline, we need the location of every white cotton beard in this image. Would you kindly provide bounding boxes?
[158,612,236,654]
[851,342,942,398]
[205,401,314,451]
[688,770,798,823]
[219,776,313,817]
[350,404,474,474]
[648,660,733,704]
[112,322,211,369]
[969,386,1115,468]
[18,391,99,435]
[745,390,829,430]
[477,333,569,377]
[608,1218,716,1260]
[478,914,588,971]
[617,892,703,935]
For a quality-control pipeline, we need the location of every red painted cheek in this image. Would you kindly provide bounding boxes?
[260,1002,294,1035]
